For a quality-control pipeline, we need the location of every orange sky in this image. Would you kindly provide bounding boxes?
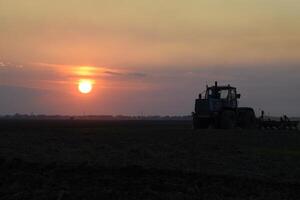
[0,0,300,115]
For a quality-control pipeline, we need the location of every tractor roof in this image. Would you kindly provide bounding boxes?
[206,81,236,90]
[207,85,236,90]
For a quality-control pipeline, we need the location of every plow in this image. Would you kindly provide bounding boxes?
[258,111,299,130]
[192,81,299,130]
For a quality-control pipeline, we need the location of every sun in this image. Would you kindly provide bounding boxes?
[78,80,93,94]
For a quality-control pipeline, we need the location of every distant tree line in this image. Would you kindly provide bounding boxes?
[0,113,192,121]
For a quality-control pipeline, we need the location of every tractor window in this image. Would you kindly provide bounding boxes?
[220,90,229,99]
[205,89,212,99]
[230,89,236,99]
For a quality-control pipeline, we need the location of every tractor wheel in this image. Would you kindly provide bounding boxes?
[220,110,236,129]
[238,108,256,129]
[193,116,210,129]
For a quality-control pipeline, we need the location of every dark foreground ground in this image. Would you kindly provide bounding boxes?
[0,120,300,199]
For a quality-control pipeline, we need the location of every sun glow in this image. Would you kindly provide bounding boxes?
[78,80,93,94]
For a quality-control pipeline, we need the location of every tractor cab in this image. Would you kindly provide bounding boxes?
[204,82,240,110]
[195,81,241,115]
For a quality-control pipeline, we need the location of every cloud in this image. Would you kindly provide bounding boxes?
[102,70,147,80]
[103,70,123,76]
[0,59,24,68]
[104,70,147,78]
[34,62,148,81]
[127,72,147,78]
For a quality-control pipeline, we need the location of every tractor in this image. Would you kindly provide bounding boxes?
[192,81,256,129]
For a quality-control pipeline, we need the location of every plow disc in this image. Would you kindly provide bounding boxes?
[259,120,299,130]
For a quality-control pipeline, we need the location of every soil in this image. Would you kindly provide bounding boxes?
[0,120,300,199]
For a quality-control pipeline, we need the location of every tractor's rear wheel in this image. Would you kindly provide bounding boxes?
[238,108,256,129]
[220,110,236,129]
